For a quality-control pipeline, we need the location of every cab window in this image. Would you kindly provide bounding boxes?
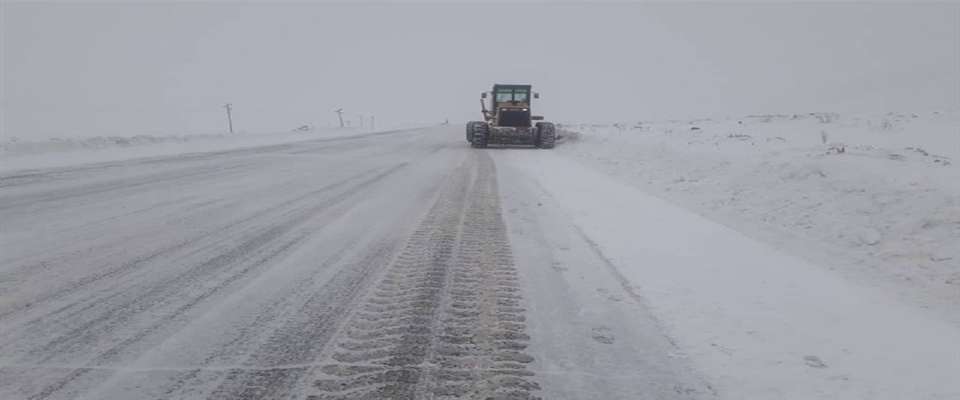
[495,89,529,102]
[496,91,514,102]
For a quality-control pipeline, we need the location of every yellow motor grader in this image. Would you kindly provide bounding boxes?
[466,84,556,149]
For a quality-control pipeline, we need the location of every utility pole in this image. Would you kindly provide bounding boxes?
[224,103,234,134]
[334,108,344,128]
[370,115,375,131]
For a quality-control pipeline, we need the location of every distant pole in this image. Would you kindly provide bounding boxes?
[335,108,344,128]
[224,103,234,134]
[370,115,375,131]
[359,114,364,129]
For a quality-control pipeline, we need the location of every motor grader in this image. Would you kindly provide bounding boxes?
[466,84,556,149]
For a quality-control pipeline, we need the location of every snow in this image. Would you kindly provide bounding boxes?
[3,117,958,398]
[0,126,459,399]
[0,127,421,172]
[555,111,960,324]
[497,163,715,399]
[494,145,960,399]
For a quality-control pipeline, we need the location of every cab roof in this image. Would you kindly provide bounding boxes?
[493,84,532,92]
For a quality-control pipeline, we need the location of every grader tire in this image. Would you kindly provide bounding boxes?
[536,122,556,149]
[466,121,482,143]
[471,123,489,148]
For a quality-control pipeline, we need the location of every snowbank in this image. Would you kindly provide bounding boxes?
[558,111,960,323]
[1,127,383,172]
[496,150,960,399]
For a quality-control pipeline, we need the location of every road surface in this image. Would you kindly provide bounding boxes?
[0,127,709,399]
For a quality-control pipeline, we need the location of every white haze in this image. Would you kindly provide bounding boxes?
[2,2,958,138]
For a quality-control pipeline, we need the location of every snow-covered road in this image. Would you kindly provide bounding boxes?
[0,127,709,399]
[1,125,956,399]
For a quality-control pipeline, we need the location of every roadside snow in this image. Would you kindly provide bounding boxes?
[495,149,960,400]
[557,111,960,323]
[0,128,375,172]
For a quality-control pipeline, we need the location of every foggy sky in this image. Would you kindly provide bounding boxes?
[2,2,958,138]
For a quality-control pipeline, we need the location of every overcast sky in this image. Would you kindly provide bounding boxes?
[2,1,958,138]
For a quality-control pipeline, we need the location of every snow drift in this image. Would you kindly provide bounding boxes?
[1,128,373,172]
[558,110,960,323]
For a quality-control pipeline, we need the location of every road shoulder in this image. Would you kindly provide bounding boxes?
[495,151,715,399]
[492,149,960,400]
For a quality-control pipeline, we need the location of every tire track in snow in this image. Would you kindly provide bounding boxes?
[201,242,399,400]
[10,163,410,400]
[0,160,256,212]
[308,152,540,400]
[0,165,388,324]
